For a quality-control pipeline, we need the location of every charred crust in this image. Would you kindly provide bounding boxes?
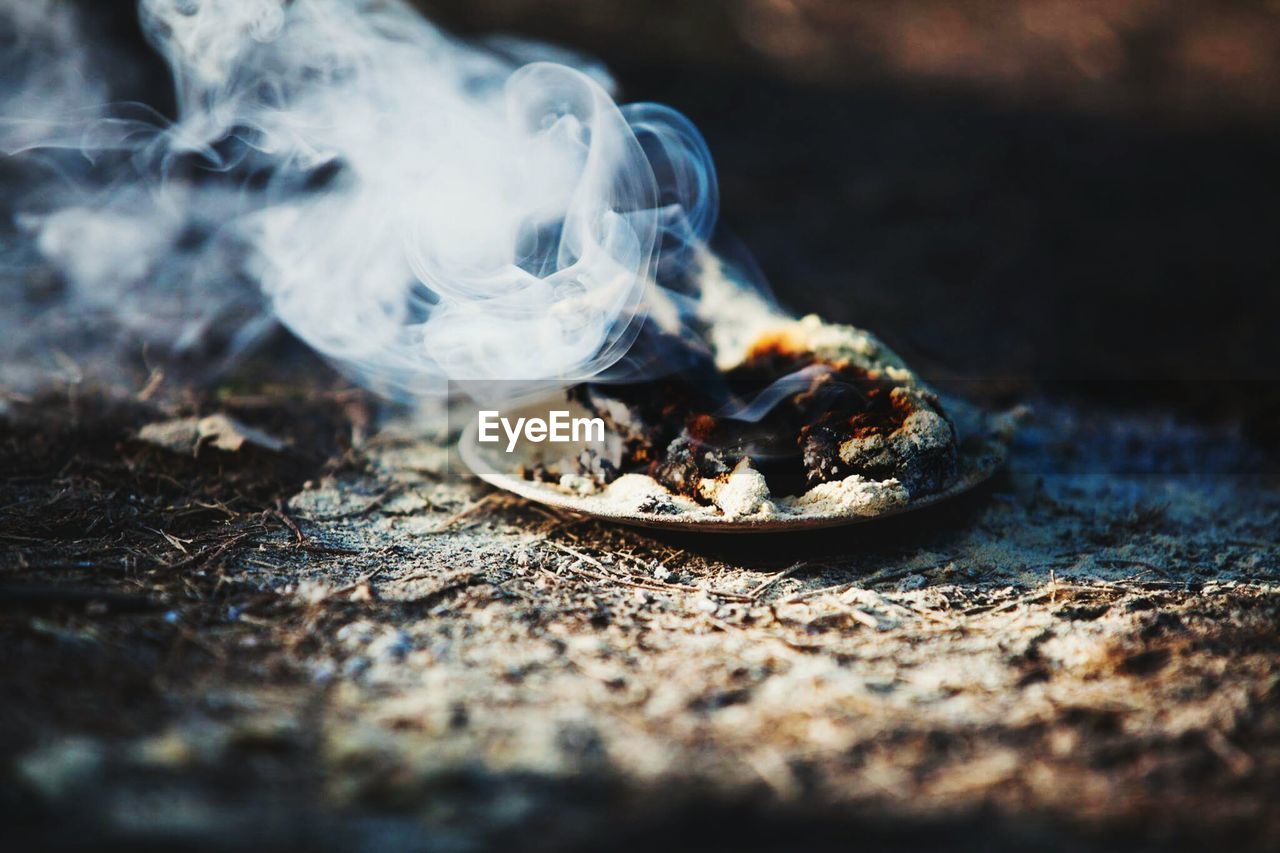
[550,329,959,501]
[636,495,681,515]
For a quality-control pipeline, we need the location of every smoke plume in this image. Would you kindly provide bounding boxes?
[1,0,756,398]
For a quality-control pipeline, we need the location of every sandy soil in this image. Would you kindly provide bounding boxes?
[1,371,1277,851]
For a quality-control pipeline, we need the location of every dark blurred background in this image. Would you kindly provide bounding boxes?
[427,0,1280,426]
[86,0,1280,430]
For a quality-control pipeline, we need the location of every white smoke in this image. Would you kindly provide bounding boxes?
[1,0,731,398]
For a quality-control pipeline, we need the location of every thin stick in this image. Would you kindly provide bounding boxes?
[424,491,506,534]
[163,533,251,571]
[322,565,390,600]
[546,541,752,601]
[273,497,306,544]
[748,562,809,601]
[778,579,862,606]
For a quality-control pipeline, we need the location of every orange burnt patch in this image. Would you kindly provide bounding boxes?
[745,329,810,362]
[844,385,916,440]
[685,413,719,441]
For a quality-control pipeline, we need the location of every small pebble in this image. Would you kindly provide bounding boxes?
[367,630,412,663]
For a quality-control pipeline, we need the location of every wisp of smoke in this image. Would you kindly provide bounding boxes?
[1,0,751,400]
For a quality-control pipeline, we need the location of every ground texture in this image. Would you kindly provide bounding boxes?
[3,2,1279,848]
[2,373,1277,851]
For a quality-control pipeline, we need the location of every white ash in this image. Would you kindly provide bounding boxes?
[698,459,774,520]
[600,474,702,516]
[781,474,909,517]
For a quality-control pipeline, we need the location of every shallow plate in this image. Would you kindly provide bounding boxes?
[459,397,1014,533]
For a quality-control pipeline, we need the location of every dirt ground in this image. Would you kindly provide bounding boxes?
[1,363,1277,851]
[2,2,1279,850]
